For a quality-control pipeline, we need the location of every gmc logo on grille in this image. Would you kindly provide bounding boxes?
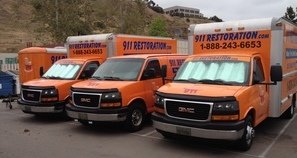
[27,94,34,98]
[81,98,91,103]
[178,107,195,113]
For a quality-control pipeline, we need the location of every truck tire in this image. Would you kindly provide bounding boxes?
[237,115,255,151]
[282,96,295,119]
[125,104,145,132]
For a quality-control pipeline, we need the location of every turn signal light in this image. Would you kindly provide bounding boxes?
[41,97,58,102]
[154,106,165,114]
[212,115,239,121]
[100,102,121,108]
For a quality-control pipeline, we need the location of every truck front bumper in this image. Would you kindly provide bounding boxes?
[65,104,128,122]
[152,112,245,140]
[18,99,65,114]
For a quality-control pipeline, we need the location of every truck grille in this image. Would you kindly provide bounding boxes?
[165,99,212,121]
[22,89,41,102]
[73,92,101,108]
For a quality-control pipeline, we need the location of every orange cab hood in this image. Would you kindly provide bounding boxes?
[72,80,135,91]
[158,82,247,97]
[22,78,77,88]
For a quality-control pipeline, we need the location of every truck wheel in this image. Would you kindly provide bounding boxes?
[125,104,145,132]
[237,115,255,151]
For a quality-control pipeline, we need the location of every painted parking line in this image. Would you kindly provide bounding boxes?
[259,114,297,158]
[131,132,164,140]
[141,130,157,136]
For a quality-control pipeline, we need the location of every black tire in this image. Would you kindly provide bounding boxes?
[125,104,145,132]
[282,99,295,119]
[236,115,255,151]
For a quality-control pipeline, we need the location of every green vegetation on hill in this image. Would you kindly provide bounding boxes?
[0,0,212,53]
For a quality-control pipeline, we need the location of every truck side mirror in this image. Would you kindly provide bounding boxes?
[270,65,282,82]
[39,67,44,77]
[89,67,97,76]
[80,69,95,80]
[161,65,167,78]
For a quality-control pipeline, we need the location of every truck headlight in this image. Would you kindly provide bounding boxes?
[155,95,165,108]
[212,101,239,114]
[100,92,122,108]
[42,89,58,96]
[212,101,239,121]
[41,88,58,102]
[69,90,73,104]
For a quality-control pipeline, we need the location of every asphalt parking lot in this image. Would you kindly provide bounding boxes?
[1,101,297,158]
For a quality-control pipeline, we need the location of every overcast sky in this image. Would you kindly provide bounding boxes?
[152,0,297,21]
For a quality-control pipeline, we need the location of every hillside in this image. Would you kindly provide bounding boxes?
[0,0,212,53]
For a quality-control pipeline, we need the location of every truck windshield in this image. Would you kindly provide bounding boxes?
[174,60,249,85]
[42,63,82,80]
[92,58,144,81]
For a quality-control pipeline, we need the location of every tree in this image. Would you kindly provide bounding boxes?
[148,17,169,37]
[209,15,223,22]
[284,6,297,23]
[31,0,93,43]
[119,0,147,34]
[93,0,146,34]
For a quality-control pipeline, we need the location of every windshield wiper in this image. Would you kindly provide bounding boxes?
[174,78,200,83]
[103,76,123,81]
[43,76,63,79]
[197,79,233,85]
[91,76,103,80]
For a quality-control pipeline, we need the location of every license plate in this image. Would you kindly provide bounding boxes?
[78,113,88,120]
[176,127,191,136]
[24,106,32,112]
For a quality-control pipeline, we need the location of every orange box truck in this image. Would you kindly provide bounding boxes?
[66,54,187,131]
[18,47,67,84]
[18,34,178,115]
[152,17,297,150]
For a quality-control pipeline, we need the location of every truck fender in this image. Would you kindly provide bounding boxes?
[242,107,255,124]
[127,98,147,113]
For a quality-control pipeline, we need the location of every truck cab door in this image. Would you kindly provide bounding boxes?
[252,57,269,121]
[140,59,163,111]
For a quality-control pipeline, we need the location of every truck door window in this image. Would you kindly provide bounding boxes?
[79,61,100,79]
[141,59,161,80]
[253,57,265,84]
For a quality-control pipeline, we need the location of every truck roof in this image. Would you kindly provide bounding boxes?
[19,47,67,54]
[190,17,280,34]
[108,54,187,59]
[66,33,174,42]
[191,51,258,58]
